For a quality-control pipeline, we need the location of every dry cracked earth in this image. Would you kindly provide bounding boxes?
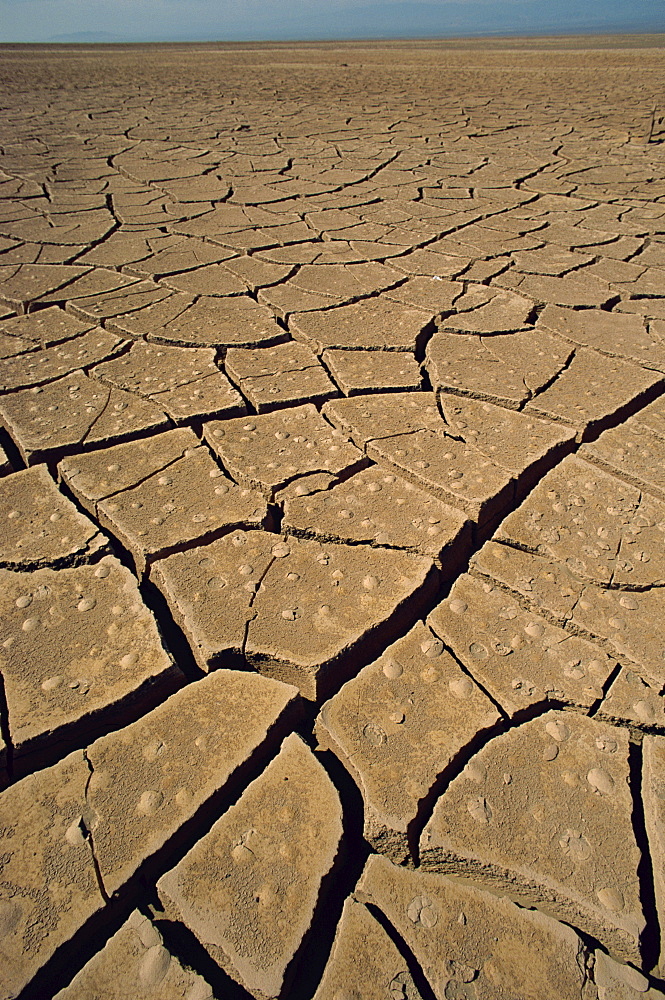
[1,36,665,1000]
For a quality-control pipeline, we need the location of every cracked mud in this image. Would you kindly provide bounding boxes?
[2,35,665,1000]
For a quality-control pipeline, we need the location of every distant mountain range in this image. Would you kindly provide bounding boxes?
[46,27,665,45]
[48,32,127,42]
[41,2,665,46]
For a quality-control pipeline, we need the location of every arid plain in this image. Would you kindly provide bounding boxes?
[1,36,665,999]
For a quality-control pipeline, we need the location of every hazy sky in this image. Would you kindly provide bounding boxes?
[1,0,663,44]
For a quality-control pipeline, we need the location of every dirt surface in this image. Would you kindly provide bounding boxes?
[1,35,665,999]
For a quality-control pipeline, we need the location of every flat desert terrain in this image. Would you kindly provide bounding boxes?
[1,36,665,999]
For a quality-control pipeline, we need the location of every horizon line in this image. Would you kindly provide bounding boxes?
[3,28,665,47]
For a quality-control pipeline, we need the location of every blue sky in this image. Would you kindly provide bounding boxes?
[1,0,663,44]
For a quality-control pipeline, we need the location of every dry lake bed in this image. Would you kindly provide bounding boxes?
[1,35,665,999]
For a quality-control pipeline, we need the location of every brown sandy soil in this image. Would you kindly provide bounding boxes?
[1,36,665,1000]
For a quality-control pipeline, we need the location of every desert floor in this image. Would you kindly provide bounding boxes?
[1,36,665,1000]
